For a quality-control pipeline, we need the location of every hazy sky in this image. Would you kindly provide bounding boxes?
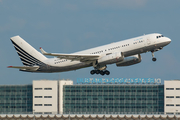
[0,0,180,85]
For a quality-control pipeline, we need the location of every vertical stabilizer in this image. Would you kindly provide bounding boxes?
[10,36,47,66]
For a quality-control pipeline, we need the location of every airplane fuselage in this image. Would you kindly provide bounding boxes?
[34,33,171,73]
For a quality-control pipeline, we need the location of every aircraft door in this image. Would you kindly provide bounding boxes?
[144,36,151,52]
[147,37,151,45]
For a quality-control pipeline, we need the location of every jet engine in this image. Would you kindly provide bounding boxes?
[98,52,124,65]
[116,54,141,66]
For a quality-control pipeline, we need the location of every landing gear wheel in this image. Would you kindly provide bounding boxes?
[96,70,100,74]
[105,70,110,75]
[151,51,157,62]
[90,70,95,75]
[152,57,157,62]
[100,71,105,76]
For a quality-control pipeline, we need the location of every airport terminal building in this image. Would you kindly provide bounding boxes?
[0,85,32,114]
[63,84,164,114]
[0,79,179,115]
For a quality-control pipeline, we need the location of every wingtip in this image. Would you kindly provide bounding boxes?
[7,66,13,68]
[40,47,47,54]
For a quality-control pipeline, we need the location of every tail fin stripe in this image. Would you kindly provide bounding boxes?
[15,47,40,63]
[17,52,38,64]
[16,49,41,64]
[12,42,40,62]
[22,63,30,66]
[15,47,41,65]
[18,54,42,65]
[11,40,44,66]
[19,56,35,65]
[21,60,31,66]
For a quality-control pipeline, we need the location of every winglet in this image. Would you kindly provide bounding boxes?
[40,47,47,55]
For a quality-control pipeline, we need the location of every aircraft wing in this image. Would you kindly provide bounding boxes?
[40,47,100,62]
[8,66,39,71]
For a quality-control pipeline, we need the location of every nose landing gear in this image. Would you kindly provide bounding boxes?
[151,51,157,62]
[152,57,157,62]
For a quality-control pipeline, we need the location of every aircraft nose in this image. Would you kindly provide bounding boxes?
[166,37,171,44]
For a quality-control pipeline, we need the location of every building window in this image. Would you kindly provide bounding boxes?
[44,88,52,90]
[176,104,180,106]
[166,96,174,98]
[35,104,42,106]
[35,88,42,90]
[44,96,52,98]
[166,104,174,106]
[44,104,52,106]
[176,88,180,90]
[166,113,174,114]
[166,88,174,90]
[34,112,43,114]
[176,96,180,98]
[44,112,52,114]
[35,96,42,98]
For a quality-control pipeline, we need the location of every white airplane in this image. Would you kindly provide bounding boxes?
[8,33,171,75]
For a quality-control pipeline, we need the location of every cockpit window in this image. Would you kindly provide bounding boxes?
[157,35,164,39]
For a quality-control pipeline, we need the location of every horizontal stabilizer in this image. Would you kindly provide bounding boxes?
[8,66,39,71]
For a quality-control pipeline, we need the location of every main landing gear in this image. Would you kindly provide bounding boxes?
[90,70,110,76]
[151,51,157,62]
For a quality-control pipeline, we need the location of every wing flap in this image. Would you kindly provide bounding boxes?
[40,47,100,61]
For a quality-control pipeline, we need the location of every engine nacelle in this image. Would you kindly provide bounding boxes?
[116,54,141,66]
[98,52,124,65]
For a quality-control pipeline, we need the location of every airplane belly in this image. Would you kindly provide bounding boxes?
[124,42,166,57]
[123,47,147,57]
[38,62,91,73]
